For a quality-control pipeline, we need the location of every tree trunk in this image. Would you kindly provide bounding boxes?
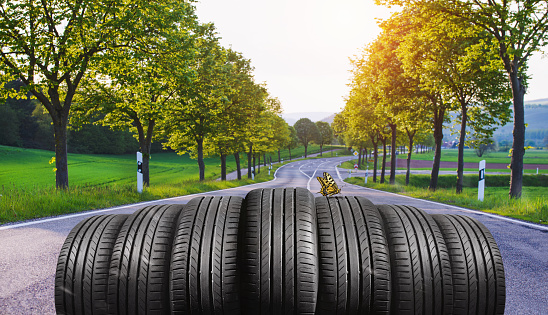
[257,155,261,173]
[358,146,362,168]
[304,144,308,157]
[247,145,253,179]
[135,119,155,187]
[253,154,256,175]
[234,152,241,180]
[197,137,205,181]
[371,136,379,183]
[288,147,292,160]
[380,138,387,184]
[320,144,323,156]
[405,129,416,186]
[456,105,467,194]
[429,108,445,191]
[53,121,69,190]
[389,123,397,185]
[141,151,150,187]
[220,151,227,181]
[278,149,281,163]
[263,153,266,166]
[508,66,525,198]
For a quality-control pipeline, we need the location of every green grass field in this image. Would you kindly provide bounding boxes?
[345,175,548,225]
[0,144,344,224]
[0,144,342,190]
[395,148,548,164]
[340,159,548,174]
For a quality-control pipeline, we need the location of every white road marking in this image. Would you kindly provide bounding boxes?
[298,162,313,179]
[307,161,331,191]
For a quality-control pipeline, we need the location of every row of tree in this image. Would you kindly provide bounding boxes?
[0,0,299,188]
[0,0,340,188]
[335,0,547,199]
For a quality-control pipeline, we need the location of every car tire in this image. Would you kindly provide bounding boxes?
[377,205,453,315]
[107,204,183,315]
[55,214,128,315]
[315,196,391,314]
[170,196,243,315]
[239,187,318,314]
[432,214,505,315]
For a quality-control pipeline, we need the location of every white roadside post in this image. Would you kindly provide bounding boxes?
[478,160,486,201]
[365,165,369,184]
[137,152,143,193]
[251,167,255,180]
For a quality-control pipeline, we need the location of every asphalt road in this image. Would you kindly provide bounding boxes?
[0,156,547,314]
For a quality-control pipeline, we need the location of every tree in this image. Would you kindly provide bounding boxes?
[472,137,498,157]
[399,103,431,185]
[271,114,291,163]
[286,126,299,161]
[234,82,269,178]
[206,49,258,180]
[73,22,196,186]
[163,24,230,181]
[0,0,187,189]
[294,118,320,157]
[315,121,334,156]
[429,0,548,197]
[397,7,511,193]
[248,97,283,174]
[379,9,454,191]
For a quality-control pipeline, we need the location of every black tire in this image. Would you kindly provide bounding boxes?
[315,196,391,315]
[432,214,505,315]
[55,214,128,315]
[107,204,184,315]
[239,187,318,315]
[377,205,453,315]
[170,196,243,315]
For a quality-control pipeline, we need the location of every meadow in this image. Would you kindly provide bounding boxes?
[0,144,344,224]
[341,148,548,174]
[0,144,339,189]
[395,148,548,164]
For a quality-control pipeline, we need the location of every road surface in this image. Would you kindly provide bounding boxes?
[0,156,546,314]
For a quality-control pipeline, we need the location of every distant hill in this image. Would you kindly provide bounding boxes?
[493,104,548,142]
[282,112,334,126]
[320,113,336,124]
[524,98,548,105]
[443,103,548,146]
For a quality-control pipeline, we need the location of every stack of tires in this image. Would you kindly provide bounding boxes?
[55,187,505,315]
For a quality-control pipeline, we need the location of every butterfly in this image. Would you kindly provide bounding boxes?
[317,172,341,196]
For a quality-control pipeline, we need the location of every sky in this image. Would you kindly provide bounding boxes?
[195,0,548,114]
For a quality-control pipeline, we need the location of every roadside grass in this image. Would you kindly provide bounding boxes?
[0,145,345,224]
[395,148,548,164]
[345,175,548,225]
[0,162,278,224]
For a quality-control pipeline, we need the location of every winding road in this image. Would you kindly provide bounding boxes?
[0,156,546,314]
